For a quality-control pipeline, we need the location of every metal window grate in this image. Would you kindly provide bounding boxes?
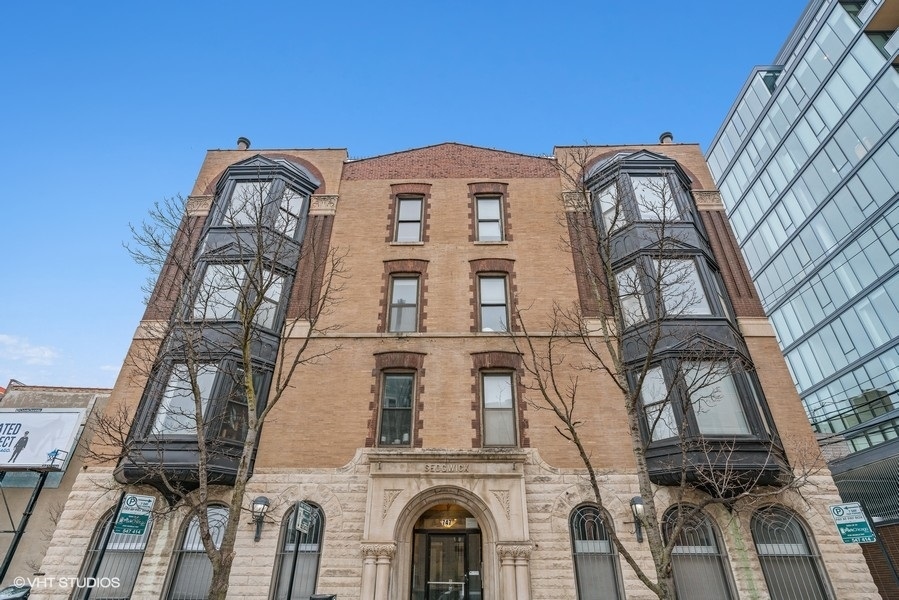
[664,507,735,600]
[167,506,229,600]
[752,506,832,600]
[569,505,623,600]
[273,502,325,600]
[77,510,152,600]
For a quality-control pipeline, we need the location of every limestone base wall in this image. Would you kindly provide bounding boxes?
[34,452,880,600]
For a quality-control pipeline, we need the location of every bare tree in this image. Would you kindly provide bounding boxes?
[87,178,345,600]
[512,146,822,599]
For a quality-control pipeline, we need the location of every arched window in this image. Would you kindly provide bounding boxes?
[664,506,734,600]
[751,506,831,599]
[272,502,325,600]
[77,507,152,599]
[569,505,624,600]
[167,505,228,600]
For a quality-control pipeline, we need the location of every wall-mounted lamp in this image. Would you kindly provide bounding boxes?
[251,496,270,542]
[630,496,645,543]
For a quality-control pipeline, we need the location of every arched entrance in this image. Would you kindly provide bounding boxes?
[411,504,482,600]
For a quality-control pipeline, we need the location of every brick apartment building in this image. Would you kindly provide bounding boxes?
[40,141,879,599]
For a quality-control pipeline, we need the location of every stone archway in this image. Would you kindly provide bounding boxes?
[361,449,532,600]
[391,486,500,600]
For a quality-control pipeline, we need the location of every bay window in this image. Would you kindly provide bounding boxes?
[152,364,217,436]
[192,264,285,330]
[659,259,712,316]
[685,362,751,436]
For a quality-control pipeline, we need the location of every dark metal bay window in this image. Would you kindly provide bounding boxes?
[630,175,682,221]
[379,373,414,446]
[122,155,319,492]
[637,361,755,440]
[685,361,751,436]
[192,264,286,331]
[224,180,308,240]
[639,366,678,441]
[152,364,217,436]
[659,259,712,316]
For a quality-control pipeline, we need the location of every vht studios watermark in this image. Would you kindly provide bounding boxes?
[13,576,121,590]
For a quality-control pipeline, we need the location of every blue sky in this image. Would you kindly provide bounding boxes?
[0,0,807,388]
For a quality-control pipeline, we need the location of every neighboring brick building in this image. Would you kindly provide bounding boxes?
[0,382,110,589]
[40,141,879,599]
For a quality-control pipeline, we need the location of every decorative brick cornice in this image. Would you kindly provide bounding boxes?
[186,195,213,216]
[692,190,725,211]
[342,143,557,180]
[310,194,339,215]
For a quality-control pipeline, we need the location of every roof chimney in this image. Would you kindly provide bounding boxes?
[237,137,251,150]
[659,131,674,144]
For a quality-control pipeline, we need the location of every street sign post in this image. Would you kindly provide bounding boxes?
[114,494,156,535]
[829,502,876,544]
[295,501,314,533]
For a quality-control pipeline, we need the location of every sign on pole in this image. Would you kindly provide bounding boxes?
[829,502,876,544]
[114,494,156,535]
[295,501,314,533]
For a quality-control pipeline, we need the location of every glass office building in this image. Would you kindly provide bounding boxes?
[708,0,899,593]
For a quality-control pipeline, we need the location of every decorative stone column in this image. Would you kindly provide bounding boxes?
[360,543,396,600]
[496,543,533,600]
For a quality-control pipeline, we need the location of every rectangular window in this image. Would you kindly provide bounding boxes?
[660,259,711,316]
[476,196,503,241]
[479,276,508,332]
[226,181,271,226]
[395,197,423,242]
[631,176,680,221]
[685,363,751,435]
[152,364,217,435]
[278,187,306,238]
[640,367,677,440]
[616,267,647,326]
[596,183,621,232]
[380,373,414,446]
[389,277,419,332]
[483,373,516,446]
[193,264,284,330]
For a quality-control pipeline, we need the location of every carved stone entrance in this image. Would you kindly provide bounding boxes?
[359,449,533,600]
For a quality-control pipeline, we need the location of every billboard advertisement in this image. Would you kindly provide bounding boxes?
[0,409,85,471]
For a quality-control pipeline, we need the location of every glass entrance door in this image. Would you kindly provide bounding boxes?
[427,534,465,600]
[410,504,482,600]
[411,531,482,600]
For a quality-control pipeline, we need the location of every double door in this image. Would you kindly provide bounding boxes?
[411,531,482,600]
